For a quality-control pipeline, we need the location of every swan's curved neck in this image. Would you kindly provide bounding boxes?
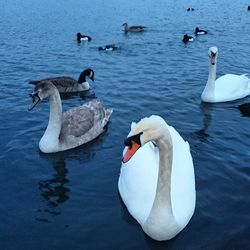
[39,91,62,152]
[143,128,179,240]
[208,63,216,84]
[205,63,217,95]
[154,132,173,211]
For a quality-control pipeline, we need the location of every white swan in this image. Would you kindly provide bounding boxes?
[118,115,195,241]
[29,81,112,153]
[29,68,95,94]
[201,46,250,103]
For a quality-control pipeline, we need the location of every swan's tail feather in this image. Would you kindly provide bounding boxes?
[102,108,113,127]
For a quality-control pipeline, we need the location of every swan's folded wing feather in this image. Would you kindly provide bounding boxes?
[215,74,250,98]
[60,107,94,140]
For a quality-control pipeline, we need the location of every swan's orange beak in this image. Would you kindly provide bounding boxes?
[122,141,141,163]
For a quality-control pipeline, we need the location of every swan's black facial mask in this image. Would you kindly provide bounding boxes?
[124,132,143,149]
[210,52,217,65]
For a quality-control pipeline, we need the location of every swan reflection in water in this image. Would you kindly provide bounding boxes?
[36,156,70,221]
[193,103,212,142]
[35,134,105,222]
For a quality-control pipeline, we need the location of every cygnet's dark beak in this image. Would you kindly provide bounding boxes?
[28,93,40,111]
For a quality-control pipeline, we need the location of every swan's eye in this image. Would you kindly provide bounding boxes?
[124,138,132,149]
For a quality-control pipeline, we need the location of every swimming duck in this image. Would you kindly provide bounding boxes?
[122,22,146,33]
[187,7,194,11]
[29,81,113,153]
[182,34,194,44]
[77,32,92,42]
[98,44,119,51]
[119,115,195,241]
[194,27,208,35]
[29,68,95,93]
[201,47,250,103]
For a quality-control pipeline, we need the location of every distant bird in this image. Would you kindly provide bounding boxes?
[182,34,194,44]
[248,6,250,11]
[238,103,250,117]
[187,7,194,11]
[98,44,119,51]
[201,47,250,103]
[122,22,146,33]
[29,68,95,93]
[77,32,92,43]
[194,27,208,35]
[29,81,113,153]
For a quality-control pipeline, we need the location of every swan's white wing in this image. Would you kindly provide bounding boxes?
[118,142,159,225]
[215,74,250,101]
[169,126,196,228]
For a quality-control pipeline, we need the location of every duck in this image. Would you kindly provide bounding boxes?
[122,22,146,33]
[28,81,113,153]
[182,34,194,44]
[98,44,119,51]
[194,27,208,35]
[77,32,92,42]
[187,7,194,11]
[201,47,250,103]
[29,68,95,93]
[118,115,196,241]
[248,6,250,11]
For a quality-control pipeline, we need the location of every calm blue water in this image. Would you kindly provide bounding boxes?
[1,0,250,249]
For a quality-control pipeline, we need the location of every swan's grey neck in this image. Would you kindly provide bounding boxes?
[142,128,178,240]
[152,131,173,213]
[47,92,62,133]
[39,90,62,152]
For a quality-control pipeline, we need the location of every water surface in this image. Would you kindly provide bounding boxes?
[0,0,250,249]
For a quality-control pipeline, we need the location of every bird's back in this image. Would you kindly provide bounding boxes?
[215,74,250,101]
[59,99,112,150]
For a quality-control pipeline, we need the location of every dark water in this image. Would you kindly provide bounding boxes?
[1,0,250,249]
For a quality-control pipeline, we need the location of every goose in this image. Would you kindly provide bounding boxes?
[98,44,119,51]
[77,32,92,42]
[122,22,146,33]
[28,81,113,153]
[118,115,195,241]
[194,27,207,35]
[201,47,250,103]
[29,68,95,93]
[182,34,194,44]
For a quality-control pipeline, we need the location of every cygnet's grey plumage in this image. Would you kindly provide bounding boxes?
[29,68,95,93]
[29,81,112,153]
